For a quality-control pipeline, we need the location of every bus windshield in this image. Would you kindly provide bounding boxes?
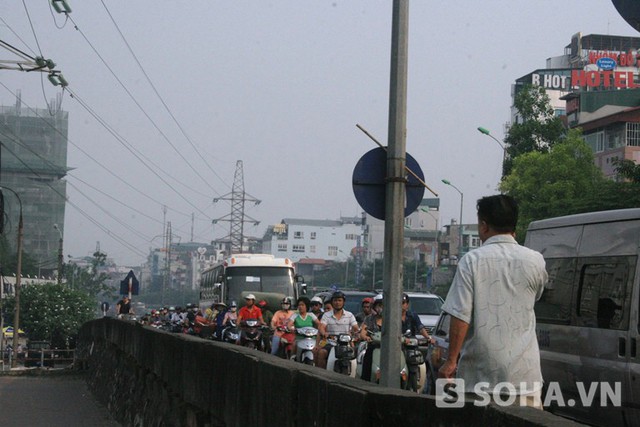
[225,266,294,301]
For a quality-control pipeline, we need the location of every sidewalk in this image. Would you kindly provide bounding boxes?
[0,371,119,427]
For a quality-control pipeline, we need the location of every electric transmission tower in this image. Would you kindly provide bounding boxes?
[213,160,260,254]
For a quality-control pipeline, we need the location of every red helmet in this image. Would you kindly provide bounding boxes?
[362,297,374,305]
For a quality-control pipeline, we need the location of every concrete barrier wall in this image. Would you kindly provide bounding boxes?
[77,318,585,427]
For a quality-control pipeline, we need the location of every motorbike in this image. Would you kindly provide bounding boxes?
[294,326,318,365]
[401,331,427,393]
[275,326,296,359]
[355,330,426,392]
[356,330,382,382]
[221,320,240,344]
[240,319,264,350]
[325,333,356,377]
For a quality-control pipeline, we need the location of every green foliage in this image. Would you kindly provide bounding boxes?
[500,130,607,239]
[64,251,113,299]
[504,85,565,176]
[3,283,96,348]
[613,158,640,183]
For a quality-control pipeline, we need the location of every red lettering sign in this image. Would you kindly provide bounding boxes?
[572,70,638,89]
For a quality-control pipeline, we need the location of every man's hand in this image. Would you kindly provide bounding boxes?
[438,359,457,379]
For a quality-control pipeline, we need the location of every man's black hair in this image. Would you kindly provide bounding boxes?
[476,195,518,233]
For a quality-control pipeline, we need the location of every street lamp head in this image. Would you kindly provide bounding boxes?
[477,126,491,135]
[441,179,451,185]
[53,223,59,230]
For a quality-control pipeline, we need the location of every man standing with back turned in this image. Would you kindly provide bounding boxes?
[438,195,548,408]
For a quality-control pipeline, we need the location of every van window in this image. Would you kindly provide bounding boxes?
[534,258,576,325]
[575,257,635,330]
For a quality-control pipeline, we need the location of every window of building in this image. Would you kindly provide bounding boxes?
[310,232,316,240]
[294,231,304,239]
[277,244,287,252]
[328,246,338,257]
[627,122,640,147]
[310,245,316,253]
[292,245,305,253]
[584,131,604,152]
[345,234,357,240]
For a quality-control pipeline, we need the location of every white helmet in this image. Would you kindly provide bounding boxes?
[310,296,323,304]
[245,294,256,300]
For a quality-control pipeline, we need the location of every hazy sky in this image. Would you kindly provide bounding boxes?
[0,1,637,265]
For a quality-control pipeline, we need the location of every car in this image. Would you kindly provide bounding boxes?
[424,311,451,394]
[313,290,377,316]
[404,292,444,335]
[24,340,54,368]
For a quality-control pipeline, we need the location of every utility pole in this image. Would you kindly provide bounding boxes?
[1,187,23,368]
[54,224,63,286]
[380,0,409,389]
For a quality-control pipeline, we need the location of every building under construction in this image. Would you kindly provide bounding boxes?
[0,94,68,274]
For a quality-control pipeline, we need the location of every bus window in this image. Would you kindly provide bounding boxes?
[575,257,635,330]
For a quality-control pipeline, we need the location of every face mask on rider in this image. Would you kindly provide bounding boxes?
[231,307,237,312]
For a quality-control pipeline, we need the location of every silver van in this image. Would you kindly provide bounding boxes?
[525,208,640,426]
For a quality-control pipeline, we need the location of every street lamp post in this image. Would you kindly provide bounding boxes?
[441,179,464,259]
[477,126,507,171]
[1,187,24,368]
[53,224,63,286]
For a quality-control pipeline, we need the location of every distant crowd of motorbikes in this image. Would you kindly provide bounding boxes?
[133,296,429,393]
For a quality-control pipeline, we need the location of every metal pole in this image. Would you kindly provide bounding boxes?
[459,192,464,259]
[8,190,23,368]
[54,224,63,286]
[380,0,409,389]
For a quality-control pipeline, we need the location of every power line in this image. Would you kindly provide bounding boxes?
[66,87,213,217]
[66,13,225,196]
[0,88,195,218]
[0,141,147,258]
[99,0,231,194]
[20,0,43,57]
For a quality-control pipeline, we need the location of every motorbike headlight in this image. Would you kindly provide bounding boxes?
[405,338,418,346]
[246,320,258,327]
[338,334,352,343]
[303,328,318,337]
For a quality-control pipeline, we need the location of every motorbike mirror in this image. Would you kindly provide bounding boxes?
[404,329,412,336]
[300,283,308,295]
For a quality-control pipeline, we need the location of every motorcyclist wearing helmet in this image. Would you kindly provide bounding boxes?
[237,294,264,325]
[359,294,384,381]
[309,296,323,318]
[270,297,294,355]
[401,293,434,343]
[355,297,374,325]
[222,301,238,327]
[315,291,359,369]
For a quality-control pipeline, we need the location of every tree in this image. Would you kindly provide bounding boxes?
[503,85,566,175]
[500,129,607,239]
[3,283,96,348]
[613,158,640,183]
[64,251,113,299]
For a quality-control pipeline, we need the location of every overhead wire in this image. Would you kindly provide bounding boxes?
[65,13,227,197]
[99,0,231,194]
[0,16,37,57]
[66,87,213,217]
[0,140,151,246]
[0,81,206,218]
[0,125,164,228]
[20,0,43,56]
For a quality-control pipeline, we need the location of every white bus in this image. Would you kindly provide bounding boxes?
[199,254,305,312]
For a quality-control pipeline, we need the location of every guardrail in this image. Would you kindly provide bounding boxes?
[1,348,76,371]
